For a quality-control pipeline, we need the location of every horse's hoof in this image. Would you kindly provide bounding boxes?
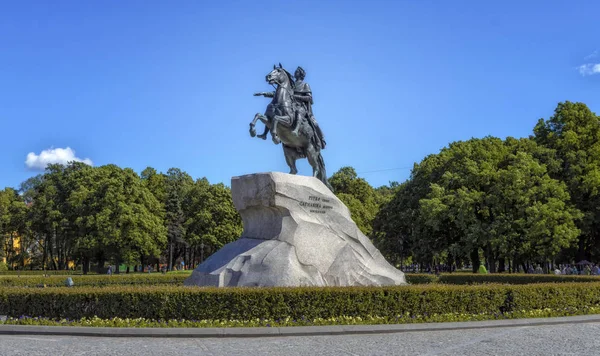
[257,134,267,140]
[249,128,256,137]
[272,136,281,145]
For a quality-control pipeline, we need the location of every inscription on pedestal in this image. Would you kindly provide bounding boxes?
[299,195,333,214]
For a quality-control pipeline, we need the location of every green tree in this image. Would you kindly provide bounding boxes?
[183,179,242,265]
[164,168,193,270]
[533,101,600,261]
[69,165,167,273]
[329,167,380,236]
[0,188,23,266]
[376,136,581,272]
[141,167,167,204]
[27,163,86,270]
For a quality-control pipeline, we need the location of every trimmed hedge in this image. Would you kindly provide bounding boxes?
[404,274,439,284]
[0,271,97,276]
[0,274,188,288]
[3,273,597,289]
[438,273,600,285]
[2,283,600,321]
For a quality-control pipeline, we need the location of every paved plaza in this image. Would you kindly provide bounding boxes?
[1,321,599,356]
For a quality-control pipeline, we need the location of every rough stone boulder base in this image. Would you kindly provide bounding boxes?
[184,172,406,287]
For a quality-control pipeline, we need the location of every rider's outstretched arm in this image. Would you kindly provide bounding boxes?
[254,91,275,98]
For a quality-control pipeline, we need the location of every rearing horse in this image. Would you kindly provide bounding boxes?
[249,64,332,190]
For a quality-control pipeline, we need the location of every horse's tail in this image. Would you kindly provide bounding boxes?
[317,152,333,191]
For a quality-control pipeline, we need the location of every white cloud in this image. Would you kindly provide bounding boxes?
[578,63,600,76]
[584,50,598,60]
[25,147,93,170]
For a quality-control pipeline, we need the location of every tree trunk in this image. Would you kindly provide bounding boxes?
[485,245,496,273]
[498,258,506,273]
[576,235,586,262]
[470,248,480,273]
[96,258,105,274]
[49,246,57,270]
[9,232,15,268]
[42,234,48,271]
[83,257,90,275]
[169,242,173,271]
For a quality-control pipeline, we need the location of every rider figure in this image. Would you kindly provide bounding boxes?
[291,66,326,149]
[253,66,325,149]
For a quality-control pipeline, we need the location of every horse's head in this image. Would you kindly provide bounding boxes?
[266,63,295,88]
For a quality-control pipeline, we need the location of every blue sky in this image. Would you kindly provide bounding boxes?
[1,0,599,189]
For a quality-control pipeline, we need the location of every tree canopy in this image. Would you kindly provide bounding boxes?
[1,101,597,273]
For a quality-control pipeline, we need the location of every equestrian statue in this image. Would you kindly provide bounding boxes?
[249,64,332,190]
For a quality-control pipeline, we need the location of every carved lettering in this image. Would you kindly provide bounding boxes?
[299,195,331,214]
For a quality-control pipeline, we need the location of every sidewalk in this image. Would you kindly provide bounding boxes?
[1,314,599,338]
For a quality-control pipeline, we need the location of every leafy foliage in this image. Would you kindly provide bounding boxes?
[533,101,600,260]
[375,135,582,271]
[330,167,384,236]
[6,306,600,328]
[3,283,600,321]
[3,163,240,272]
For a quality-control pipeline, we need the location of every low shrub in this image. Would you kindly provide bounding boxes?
[438,273,600,285]
[2,283,600,321]
[6,306,600,328]
[0,270,96,276]
[404,274,439,284]
[0,274,188,288]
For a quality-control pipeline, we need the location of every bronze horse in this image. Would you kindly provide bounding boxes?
[249,64,332,190]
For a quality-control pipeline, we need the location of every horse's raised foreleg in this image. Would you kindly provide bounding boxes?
[256,113,271,140]
[257,126,269,140]
[283,145,299,175]
[249,113,269,138]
